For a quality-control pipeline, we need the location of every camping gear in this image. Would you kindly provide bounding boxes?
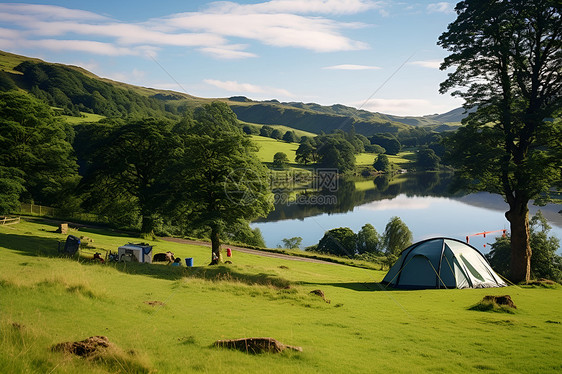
[185,258,193,267]
[382,237,507,289]
[117,243,153,263]
[59,235,81,256]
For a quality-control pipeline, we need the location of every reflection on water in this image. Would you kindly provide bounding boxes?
[258,172,459,222]
[252,173,562,253]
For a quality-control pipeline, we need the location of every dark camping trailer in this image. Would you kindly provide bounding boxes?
[382,237,507,289]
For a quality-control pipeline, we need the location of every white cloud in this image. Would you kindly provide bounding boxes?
[355,98,453,116]
[0,3,108,21]
[206,0,386,15]
[0,27,22,39]
[427,2,454,14]
[166,12,369,52]
[0,2,373,58]
[199,45,257,59]
[409,60,442,69]
[324,64,381,70]
[20,39,139,56]
[204,79,294,98]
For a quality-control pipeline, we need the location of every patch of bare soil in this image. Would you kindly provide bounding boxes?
[310,289,331,304]
[213,337,302,354]
[51,336,111,357]
[143,300,165,307]
[482,295,517,309]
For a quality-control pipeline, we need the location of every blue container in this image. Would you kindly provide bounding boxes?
[185,258,193,267]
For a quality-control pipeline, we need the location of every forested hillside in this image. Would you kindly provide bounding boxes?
[0,50,464,134]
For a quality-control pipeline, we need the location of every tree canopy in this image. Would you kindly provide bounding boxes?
[356,223,381,254]
[79,117,174,233]
[417,148,440,171]
[383,216,413,255]
[439,0,562,282]
[0,91,79,212]
[316,227,357,257]
[169,102,273,264]
[273,152,289,169]
[373,154,391,173]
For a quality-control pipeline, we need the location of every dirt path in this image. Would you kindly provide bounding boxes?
[161,237,340,265]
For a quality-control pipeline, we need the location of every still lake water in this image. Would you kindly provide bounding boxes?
[251,173,562,254]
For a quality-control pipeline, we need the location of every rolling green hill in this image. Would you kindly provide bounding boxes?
[0,50,465,135]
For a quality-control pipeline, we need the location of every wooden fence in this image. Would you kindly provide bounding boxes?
[19,203,56,216]
[16,203,107,224]
[0,216,21,225]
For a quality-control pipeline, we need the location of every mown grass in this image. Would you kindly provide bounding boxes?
[1,219,562,373]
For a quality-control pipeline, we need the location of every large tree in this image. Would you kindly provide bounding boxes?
[79,118,174,233]
[316,135,356,173]
[0,91,79,211]
[439,0,562,282]
[171,102,273,264]
[486,211,562,283]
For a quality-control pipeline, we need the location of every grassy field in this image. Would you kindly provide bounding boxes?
[1,218,561,373]
[61,112,106,124]
[251,135,300,164]
[252,135,416,171]
[356,151,417,169]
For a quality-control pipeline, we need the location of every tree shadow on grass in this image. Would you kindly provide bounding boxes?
[183,265,292,289]
[0,232,62,258]
[0,229,290,288]
[0,231,292,287]
[80,262,292,287]
[300,281,394,292]
[27,216,140,239]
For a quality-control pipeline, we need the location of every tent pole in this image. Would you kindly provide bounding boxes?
[436,239,446,289]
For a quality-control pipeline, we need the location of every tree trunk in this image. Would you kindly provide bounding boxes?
[505,200,532,283]
[141,215,154,235]
[210,225,221,265]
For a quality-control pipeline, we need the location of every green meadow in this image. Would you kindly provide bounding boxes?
[252,134,416,171]
[252,135,300,164]
[1,219,561,373]
[61,112,106,124]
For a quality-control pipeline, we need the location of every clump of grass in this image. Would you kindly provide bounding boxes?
[50,335,153,373]
[468,300,517,314]
[82,343,153,373]
[36,275,106,300]
[185,265,292,289]
[522,279,560,289]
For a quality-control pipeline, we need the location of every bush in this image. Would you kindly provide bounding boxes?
[316,227,357,257]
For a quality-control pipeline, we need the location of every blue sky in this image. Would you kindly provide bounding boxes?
[0,1,464,116]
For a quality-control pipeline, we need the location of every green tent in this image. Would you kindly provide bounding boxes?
[382,238,507,289]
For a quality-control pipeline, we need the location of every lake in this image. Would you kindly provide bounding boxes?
[251,173,562,254]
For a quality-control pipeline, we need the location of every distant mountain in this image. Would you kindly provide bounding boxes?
[0,50,465,135]
[229,99,465,136]
[424,107,474,123]
[229,101,412,136]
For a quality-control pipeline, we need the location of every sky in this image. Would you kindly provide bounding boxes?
[0,0,465,116]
